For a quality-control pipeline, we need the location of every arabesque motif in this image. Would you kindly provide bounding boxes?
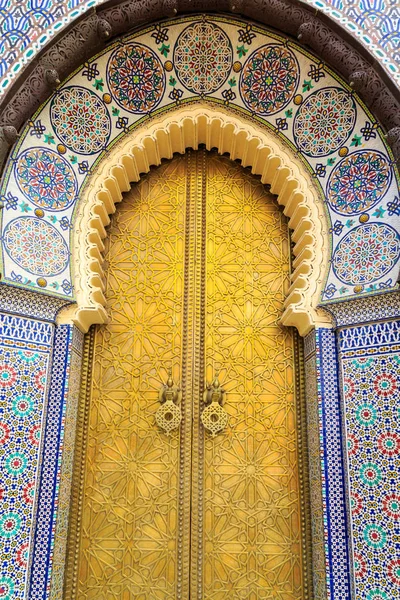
[173,22,233,94]
[107,43,165,113]
[69,153,306,599]
[327,150,392,215]
[240,44,299,115]
[15,148,77,211]
[293,87,356,156]
[332,223,400,286]
[50,86,111,155]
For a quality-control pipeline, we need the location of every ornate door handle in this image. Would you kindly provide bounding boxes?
[156,370,182,435]
[201,372,228,437]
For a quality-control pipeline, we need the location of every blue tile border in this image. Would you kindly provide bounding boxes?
[315,328,352,599]
[27,325,72,600]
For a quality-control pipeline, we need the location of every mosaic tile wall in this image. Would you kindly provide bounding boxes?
[339,320,400,600]
[0,0,398,97]
[0,311,53,600]
[26,325,83,600]
[306,0,399,82]
[46,328,83,600]
[0,14,399,304]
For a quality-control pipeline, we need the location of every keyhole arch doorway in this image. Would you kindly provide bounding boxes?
[64,106,332,336]
[66,146,316,600]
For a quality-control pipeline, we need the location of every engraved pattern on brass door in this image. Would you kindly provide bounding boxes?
[74,158,187,599]
[70,151,305,599]
[197,155,302,599]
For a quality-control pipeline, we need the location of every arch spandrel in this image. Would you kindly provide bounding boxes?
[1,14,399,329]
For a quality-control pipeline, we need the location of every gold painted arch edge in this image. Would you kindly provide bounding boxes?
[60,106,332,337]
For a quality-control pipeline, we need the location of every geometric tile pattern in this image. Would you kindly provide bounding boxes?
[1,16,399,303]
[323,291,400,327]
[46,327,83,600]
[28,325,72,600]
[314,328,352,599]
[305,0,400,83]
[0,0,397,98]
[339,320,400,600]
[0,312,53,600]
[0,284,70,322]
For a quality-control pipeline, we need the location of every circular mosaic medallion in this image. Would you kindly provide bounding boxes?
[5,454,27,477]
[15,148,77,211]
[107,43,165,113]
[50,86,111,154]
[363,524,387,549]
[327,150,392,215]
[332,223,400,285]
[174,22,233,94]
[12,395,33,418]
[293,87,356,157]
[0,512,21,538]
[360,462,382,487]
[240,44,299,115]
[0,576,14,600]
[383,493,400,520]
[3,217,69,277]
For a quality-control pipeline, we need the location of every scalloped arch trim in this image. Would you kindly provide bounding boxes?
[65,106,331,336]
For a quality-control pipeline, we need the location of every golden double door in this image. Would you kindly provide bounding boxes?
[67,151,308,599]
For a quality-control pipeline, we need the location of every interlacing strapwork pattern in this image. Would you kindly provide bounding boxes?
[76,159,186,598]
[202,155,302,598]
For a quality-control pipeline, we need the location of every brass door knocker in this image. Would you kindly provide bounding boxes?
[156,370,182,435]
[201,372,228,436]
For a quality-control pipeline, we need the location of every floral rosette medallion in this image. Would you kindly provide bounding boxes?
[173,21,233,94]
[327,150,392,215]
[332,223,400,285]
[107,43,165,113]
[240,44,299,115]
[15,148,77,211]
[293,87,356,156]
[50,86,111,154]
[3,217,69,277]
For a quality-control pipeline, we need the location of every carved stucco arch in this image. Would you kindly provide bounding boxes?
[62,105,331,336]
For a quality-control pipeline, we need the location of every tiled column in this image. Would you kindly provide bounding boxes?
[0,284,83,600]
[304,328,352,600]
[27,324,83,600]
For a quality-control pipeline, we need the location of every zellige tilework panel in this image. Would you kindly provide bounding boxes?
[0,312,53,600]
[339,320,400,600]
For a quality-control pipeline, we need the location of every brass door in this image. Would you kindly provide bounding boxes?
[67,151,308,599]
